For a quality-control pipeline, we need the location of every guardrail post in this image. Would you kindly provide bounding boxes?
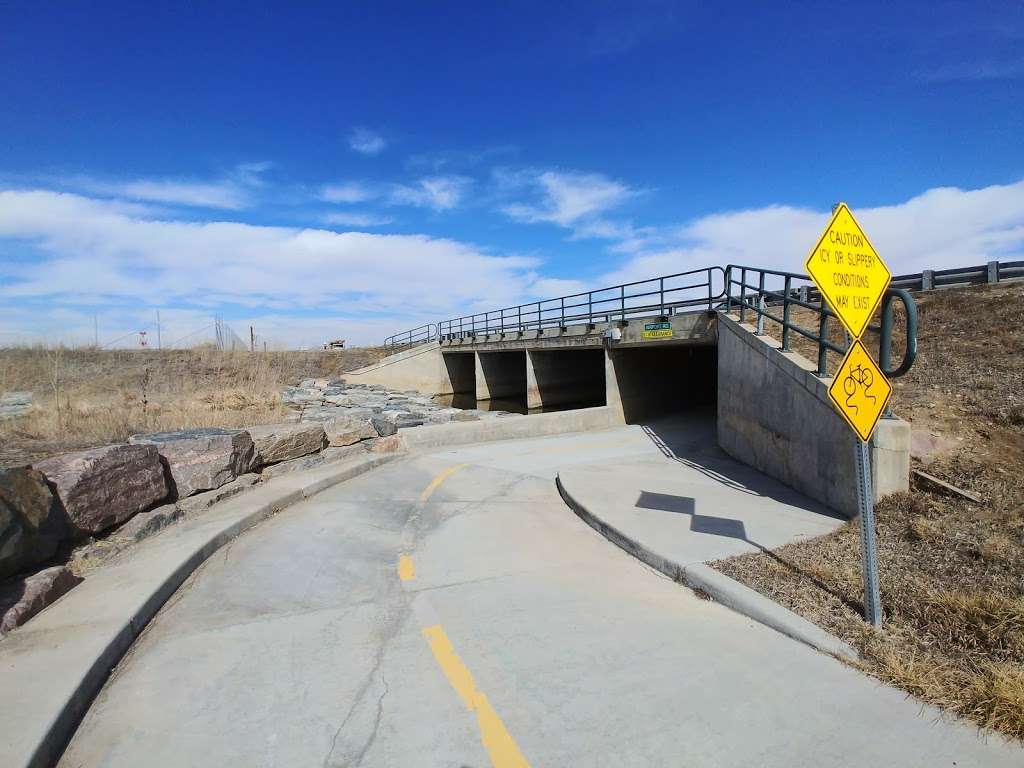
[739,268,747,323]
[781,275,792,351]
[756,295,766,336]
[817,312,829,376]
[988,260,1000,284]
[922,269,934,290]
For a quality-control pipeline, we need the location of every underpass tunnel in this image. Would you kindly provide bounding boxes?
[476,351,527,402]
[442,352,475,396]
[609,344,717,423]
[527,349,607,410]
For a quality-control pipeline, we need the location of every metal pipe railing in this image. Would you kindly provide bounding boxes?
[723,264,917,379]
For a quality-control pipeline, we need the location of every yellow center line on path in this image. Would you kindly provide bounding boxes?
[397,554,416,581]
[419,463,470,504]
[422,624,532,768]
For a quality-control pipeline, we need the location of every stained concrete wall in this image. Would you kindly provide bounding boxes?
[476,351,526,401]
[526,349,606,410]
[716,313,910,518]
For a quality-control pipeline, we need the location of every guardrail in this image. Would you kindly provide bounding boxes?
[383,323,436,349]
[723,265,917,379]
[892,259,1023,291]
[435,267,727,340]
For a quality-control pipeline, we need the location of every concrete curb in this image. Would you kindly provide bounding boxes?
[0,453,396,768]
[556,474,858,662]
[402,406,621,452]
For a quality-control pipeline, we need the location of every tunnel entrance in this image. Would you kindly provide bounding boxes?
[609,344,717,423]
[476,351,527,403]
[442,352,475,396]
[528,349,606,411]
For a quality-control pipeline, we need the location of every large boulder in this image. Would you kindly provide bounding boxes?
[129,428,255,499]
[246,422,326,466]
[371,416,397,437]
[0,565,82,635]
[35,444,168,536]
[324,416,377,447]
[0,468,68,580]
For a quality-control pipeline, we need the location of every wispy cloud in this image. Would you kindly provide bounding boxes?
[389,176,472,211]
[348,126,387,156]
[322,211,394,228]
[919,58,1024,82]
[498,169,640,228]
[319,181,376,204]
[62,162,272,210]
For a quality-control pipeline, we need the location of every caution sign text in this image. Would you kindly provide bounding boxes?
[805,203,891,339]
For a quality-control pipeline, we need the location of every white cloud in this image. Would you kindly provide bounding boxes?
[500,169,639,227]
[0,188,545,345]
[319,181,376,204]
[322,211,394,228]
[348,127,387,156]
[597,181,1024,286]
[389,176,472,211]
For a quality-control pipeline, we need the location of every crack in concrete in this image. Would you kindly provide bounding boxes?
[352,671,389,767]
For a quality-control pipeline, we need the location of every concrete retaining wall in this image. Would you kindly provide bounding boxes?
[343,342,452,395]
[716,313,910,518]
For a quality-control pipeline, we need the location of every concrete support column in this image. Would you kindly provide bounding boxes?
[605,347,625,424]
[475,352,492,401]
[526,351,543,410]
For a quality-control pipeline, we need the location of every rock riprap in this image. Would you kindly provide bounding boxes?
[129,428,255,498]
[246,422,327,465]
[0,391,33,420]
[0,564,82,634]
[280,382,497,433]
[34,444,168,536]
[0,468,67,580]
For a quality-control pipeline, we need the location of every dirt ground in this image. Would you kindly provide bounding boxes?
[714,280,1024,740]
[0,345,390,468]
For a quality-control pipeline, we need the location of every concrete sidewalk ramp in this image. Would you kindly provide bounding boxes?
[555,414,857,657]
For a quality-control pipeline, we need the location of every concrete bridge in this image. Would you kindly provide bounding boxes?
[347,265,913,519]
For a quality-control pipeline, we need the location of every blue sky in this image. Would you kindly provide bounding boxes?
[1,1,1022,346]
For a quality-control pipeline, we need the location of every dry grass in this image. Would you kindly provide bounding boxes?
[715,280,1024,740]
[0,345,389,467]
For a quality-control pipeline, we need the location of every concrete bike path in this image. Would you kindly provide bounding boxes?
[58,425,1021,767]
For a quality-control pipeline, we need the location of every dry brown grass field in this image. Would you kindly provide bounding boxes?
[0,345,389,468]
[716,281,1024,739]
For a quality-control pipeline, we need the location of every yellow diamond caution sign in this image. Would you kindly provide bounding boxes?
[828,338,892,442]
[805,202,891,339]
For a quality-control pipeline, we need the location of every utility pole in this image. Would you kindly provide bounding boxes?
[156,310,162,350]
[250,325,255,352]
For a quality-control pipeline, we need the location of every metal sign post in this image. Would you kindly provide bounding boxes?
[805,202,892,627]
[854,437,882,627]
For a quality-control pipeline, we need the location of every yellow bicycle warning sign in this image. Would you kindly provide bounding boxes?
[827,339,892,442]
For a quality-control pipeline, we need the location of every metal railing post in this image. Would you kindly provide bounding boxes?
[518,305,522,332]
[817,312,829,375]
[781,276,792,351]
[560,297,565,328]
[537,302,541,331]
[739,268,747,323]
[659,277,665,317]
[620,285,625,323]
[588,293,593,324]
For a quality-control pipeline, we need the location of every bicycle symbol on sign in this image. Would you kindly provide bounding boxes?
[843,363,877,415]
